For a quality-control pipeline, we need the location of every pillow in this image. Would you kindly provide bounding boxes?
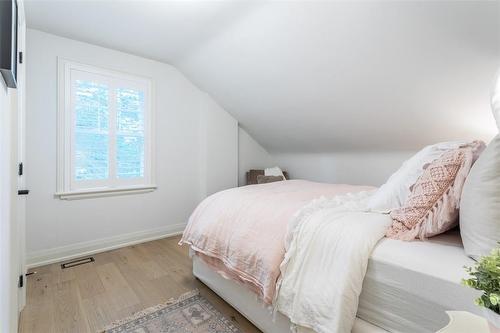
[264,166,286,180]
[491,69,500,129]
[368,141,482,213]
[386,143,484,240]
[460,134,500,259]
[257,175,284,184]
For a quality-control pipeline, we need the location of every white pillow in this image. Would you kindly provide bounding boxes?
[491,69,500,129]
[265,166,286,180]
[460,134,500,259]
[367,141,467,212]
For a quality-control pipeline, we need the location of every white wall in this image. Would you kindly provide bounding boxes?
[199,94,238,196]
[238,127,275,186]
[274,151,415,186]
[237,128,411,187]
[25,29,237,267]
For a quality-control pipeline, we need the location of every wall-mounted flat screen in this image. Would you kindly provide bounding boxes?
[0,0,17,88]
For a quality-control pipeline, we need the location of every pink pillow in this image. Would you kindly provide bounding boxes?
[386,142,485,240]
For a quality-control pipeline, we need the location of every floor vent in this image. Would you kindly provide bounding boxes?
[61,257,95,269]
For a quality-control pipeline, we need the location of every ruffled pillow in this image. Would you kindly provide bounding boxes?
[386,141,485,240]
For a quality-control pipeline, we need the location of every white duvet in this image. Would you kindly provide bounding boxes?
[275,191,392,333]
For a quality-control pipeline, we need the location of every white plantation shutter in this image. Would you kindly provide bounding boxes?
[74,79,110,181]
[57,59,155,199]
[116,88,145,179]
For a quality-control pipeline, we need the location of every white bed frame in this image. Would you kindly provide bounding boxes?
[192,255,388,333]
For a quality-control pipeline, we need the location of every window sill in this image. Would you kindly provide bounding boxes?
[55,185,157,200]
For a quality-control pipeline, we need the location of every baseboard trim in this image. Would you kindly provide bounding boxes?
[26,223,186,269]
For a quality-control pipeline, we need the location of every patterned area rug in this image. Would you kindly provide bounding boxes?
[101,290,241,333]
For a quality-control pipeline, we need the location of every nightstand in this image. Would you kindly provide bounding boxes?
[437,311,489,333]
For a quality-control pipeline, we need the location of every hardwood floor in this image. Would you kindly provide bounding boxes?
[19,236,262,333]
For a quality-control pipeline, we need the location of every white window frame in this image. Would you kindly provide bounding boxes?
[56,58,156,200]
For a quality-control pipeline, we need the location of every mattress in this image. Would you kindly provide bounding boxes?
[358,229,481,332]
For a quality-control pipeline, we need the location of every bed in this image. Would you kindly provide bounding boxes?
[180,180,481,333]
[191,228,479,333]
[192,252,386,333]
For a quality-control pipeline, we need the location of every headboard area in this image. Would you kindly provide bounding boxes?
[246,169,290,185]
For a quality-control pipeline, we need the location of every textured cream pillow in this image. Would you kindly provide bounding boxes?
[368,141,478,213]
[460,134,500,259]
[386,145,483,240]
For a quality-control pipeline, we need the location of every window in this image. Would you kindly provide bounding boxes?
[57,59,155,199]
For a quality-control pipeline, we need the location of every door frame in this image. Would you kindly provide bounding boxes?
[15,0,27,312]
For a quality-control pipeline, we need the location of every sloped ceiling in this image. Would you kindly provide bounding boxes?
[25,1,500,152]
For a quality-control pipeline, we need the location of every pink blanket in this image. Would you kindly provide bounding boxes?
[179,180,373,304]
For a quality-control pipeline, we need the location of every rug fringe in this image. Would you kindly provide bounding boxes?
[100,289,200,332]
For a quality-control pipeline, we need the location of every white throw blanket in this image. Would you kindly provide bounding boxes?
[275,191,392,333]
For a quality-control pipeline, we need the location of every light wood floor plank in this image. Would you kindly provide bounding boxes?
[73,263,106,300]
[53,280,91,333]
[20,235,262,333]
